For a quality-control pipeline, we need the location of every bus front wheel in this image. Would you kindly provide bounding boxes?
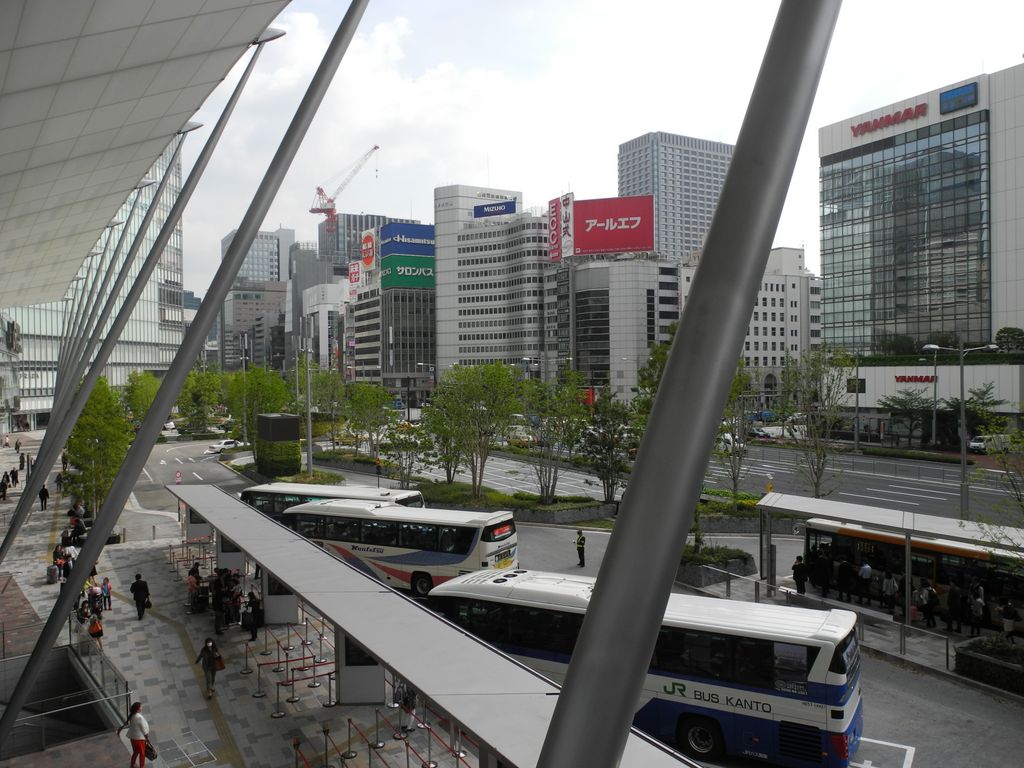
[411,572,433,597]
[677,716,724,760]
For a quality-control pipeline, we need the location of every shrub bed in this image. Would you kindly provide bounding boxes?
[955,637,1024,695]
[860,446,970,464]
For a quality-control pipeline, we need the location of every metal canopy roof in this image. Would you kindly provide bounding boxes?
[0,0,289,309]
[758,492,1024,553]
[168,484,693,768]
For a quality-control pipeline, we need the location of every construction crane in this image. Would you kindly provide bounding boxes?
[310,144,380,234]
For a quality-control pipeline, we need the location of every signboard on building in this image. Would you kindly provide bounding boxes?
[573,195,654,255]
[547,196,562,262]
[940,82,978,114]
[380,254,435,290]
[347,261,360,299]
[360,229,377,269]
[473,200,516,218]
[380,223,435,257]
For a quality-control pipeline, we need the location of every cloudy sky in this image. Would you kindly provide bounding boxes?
[181,0,1024,294]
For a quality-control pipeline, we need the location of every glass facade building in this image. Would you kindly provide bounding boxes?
[821,110,990,353]
[9,142,184,429]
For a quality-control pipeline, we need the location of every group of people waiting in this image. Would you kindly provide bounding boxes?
[793,546,1020,643]
[187,563,262,642]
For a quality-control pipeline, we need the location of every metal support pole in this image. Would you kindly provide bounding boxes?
[271,680,286,718]
[273,642,285,673]
[306,317,314,473]
[241,642,253,675]
[323,672,336,708]
[853,352,861,453]
[372,710,385,748]
[287,666,300,703]
[284,624,295,652]
[261,624,273,656]
[931,350,938,447]
[253,663,266,699]
[536,3,841,766]
[958,342,968,519]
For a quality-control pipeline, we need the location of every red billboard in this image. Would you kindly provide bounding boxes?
[572,195,654,256]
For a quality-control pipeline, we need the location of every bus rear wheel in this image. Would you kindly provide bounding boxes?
[677,716,724,760]
[411,572,433,597]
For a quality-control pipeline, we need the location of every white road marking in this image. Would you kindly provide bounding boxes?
[159,459,166,465]
[192,472,203,480]
[856,737,916,768]
[175,457,183,464]
[888,483,955,495]
[867,487,949,500]
[141,468,153,482]
[840,491,919,505]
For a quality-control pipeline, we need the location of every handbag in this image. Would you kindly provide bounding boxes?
[145,597,152,609]
[213,653,225,671]
[144,739,158,760]
[88,619,103,638]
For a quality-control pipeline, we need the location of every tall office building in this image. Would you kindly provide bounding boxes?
[9,143,184,429]
[221,227,293,283]
[817,66,1024,353]
[433,185,550,374]
[618,132,734,259]
[317,213,416,271]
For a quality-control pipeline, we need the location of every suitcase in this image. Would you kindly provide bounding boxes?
[46,564,59,584]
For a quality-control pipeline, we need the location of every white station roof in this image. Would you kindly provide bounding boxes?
[0,0,289,309]
[169,484,694,768]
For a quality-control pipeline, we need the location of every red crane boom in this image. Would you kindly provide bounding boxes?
[310,144,380,233]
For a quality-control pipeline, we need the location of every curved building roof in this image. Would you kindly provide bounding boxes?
[0,0,289,309]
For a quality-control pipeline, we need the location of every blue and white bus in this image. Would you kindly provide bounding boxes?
[240,482,424,521]
[429,569,863,766]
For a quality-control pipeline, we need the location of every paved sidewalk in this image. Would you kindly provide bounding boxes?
[0,431,472,768]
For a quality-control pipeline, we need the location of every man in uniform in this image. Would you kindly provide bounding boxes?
[575,529,586,568]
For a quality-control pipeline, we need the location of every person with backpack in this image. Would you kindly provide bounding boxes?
[968,578,986,636]
[917,580,939,628]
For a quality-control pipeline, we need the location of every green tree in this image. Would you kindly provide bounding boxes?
[420,395,463,484]
[633,322,677,429]
[176,369,221,433]
[581,391,635,503]
[942,382,1006,443]
[995,327,1024,352]
[225,367,290,462]
[343,382,396,458]
[779,346,852,498]
[714,362,752,511]
[520,370,590,504]
[878,387,932,447]
[123,370,161,427]
[430,363,522,498]
[65,377,133,514]
[310,369,345,446]
[381,422,427,489]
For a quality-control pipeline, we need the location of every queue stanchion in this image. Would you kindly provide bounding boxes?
[323,672,336,708]
[252,662,267,699]
[453,729,467,759]
[341,719,357,760]
[386,671,401,709]
[316,626,327,664]
[272,642,285,673]
[283,623,295,652]
[299,647,312,672]
[271,680,286,718]
[260,624,273,656]
[286,665,300,703]
[392,707,407,741]
[322,725,332,768]
[422,730,438,768]
[308,662,322,688]
[372,710,385,749]
[301,610,313,647]
[240,642,253,675]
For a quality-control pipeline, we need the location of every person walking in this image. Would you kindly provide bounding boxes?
[195,637,223,699]
[38,485,49,510]
[575,529,586,568]
[61,451,68,473]
[118,701,151,767]
[130,573,150,620]
[836,557,854,602]
[881,571,898,614]
[791,556,808,595]
[88,609,104,651]
[14,438,20,454]
[101,576,112,611]
[857,560,872,606]
[10,466,17,487]
[55,472,63,493]
[3,434,8,448]
[814,549,832,598]
[919,579,938,628]
[945,579,963,633]
[243,590,261,642]
[1000,599,1020,644]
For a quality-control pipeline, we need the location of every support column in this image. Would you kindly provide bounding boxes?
[537,3,842,766]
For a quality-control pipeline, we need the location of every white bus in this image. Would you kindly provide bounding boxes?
[281,499,518,597]
[429,569,863,767]
[240,482,424,521]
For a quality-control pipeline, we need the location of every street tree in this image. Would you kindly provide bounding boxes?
[176,369,221,433]
[225,366,290,462]
[123,370,160,427]
[942,382,1006,443]
[581,391,635,503]
[429,362,522,498]
[65,377,133,514]
[343,382,396,459]
[633,321,677,429]
[310,368,345,446]
[714,362,752,511]
[877,387,932,447]
[520,370,590,504]
[381,422,427,489]
[995,326,1024,352]
[419,396,463,484]
[778,346,852,498]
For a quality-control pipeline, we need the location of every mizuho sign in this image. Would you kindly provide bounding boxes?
[380,254,435,289]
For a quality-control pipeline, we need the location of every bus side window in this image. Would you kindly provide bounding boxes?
[361,520,398,546]
[295,514,323,539]
[325,517,360,542]
[445,526,475,555]
[399,522,438,551]
[463,598,506,644]
[773,642,816,683]
[734,638,773,688]
[438,527,457,553]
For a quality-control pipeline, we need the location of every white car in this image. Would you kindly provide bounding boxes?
[205,439,242,454]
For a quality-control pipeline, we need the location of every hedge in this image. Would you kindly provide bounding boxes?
[954,636,1024,695]
[256,439,301,477]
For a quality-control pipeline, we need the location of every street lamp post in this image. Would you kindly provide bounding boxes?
[853,350,861,454]
[240,331,248,446]
[922,341,998,518]
[930,347,938,447]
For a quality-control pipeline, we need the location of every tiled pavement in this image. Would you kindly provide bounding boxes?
[0,432,469,768]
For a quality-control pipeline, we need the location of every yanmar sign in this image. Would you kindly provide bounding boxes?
[851,103,927,137]
[895,375,936,383]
